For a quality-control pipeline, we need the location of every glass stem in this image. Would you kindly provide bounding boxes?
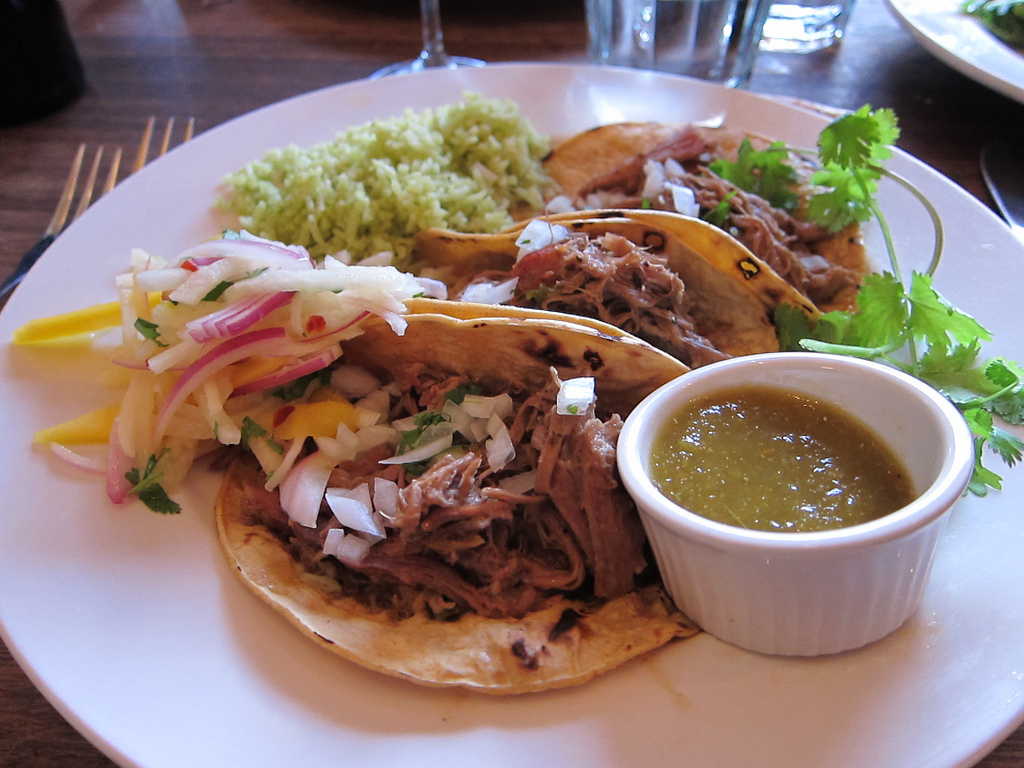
[418,0,451,67]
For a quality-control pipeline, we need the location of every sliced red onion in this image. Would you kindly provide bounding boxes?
[106,417,134,504]
[185,291,294,344]
[279,451,335,527]
[231,345,340,396]
[154,326,288,440]
[50,443,106,475]
[175,238,314,271]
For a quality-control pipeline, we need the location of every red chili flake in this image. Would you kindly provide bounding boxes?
[273,405,295,428]
[181,260,199,272]
[305,315,326,334]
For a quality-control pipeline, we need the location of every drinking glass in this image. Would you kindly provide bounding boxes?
[759,0,856,53]
[586,0,772,89]
[370,0,484,78]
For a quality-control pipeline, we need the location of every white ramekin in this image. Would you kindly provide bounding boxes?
[617,352,975,656]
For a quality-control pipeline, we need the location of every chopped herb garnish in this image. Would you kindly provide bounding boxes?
[525,285,552,304]
[701,191,737,228]
[709,139,799,211]
[202,280,233,302]
[134,317,168,347]
[240,416,268,451]
[769,106,1024,494]
[271,368,331,401]
[125,451,181,514]
[398,410,450,453]
[445,382,484,405]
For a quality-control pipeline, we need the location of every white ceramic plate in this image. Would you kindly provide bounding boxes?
[2,63,1024,768]
[885,0,1024,104]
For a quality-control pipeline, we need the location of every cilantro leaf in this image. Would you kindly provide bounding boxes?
[202,280,233,302]
[907,272,990,350]
[445,382,484,405]
[125,452,181,514]
[134,317,168,348]
[271,368,331,401]
[817,105,899,170]
[240,416,268,451]
[709,139,799,211]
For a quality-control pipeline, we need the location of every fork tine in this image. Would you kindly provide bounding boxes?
[157,117,175,157]
[45,144,86,237]
[103,147,123,196]
[72,146,105,222]
[133,116,156,172]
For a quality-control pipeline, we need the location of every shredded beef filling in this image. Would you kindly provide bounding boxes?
[458,231,728,368]
[574,124,861,308]
[239,368,649,622]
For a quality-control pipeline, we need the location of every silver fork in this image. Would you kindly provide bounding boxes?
[0,116,196,303]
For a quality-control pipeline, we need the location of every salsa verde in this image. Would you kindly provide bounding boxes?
[649,385,915,532]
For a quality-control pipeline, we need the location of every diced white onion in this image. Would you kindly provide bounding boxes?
[642,159,667,199]
[325,484,384,537]
[664,157,685,180]
[545,194,576,214]
[322,528,371,565]
[460,393,501,419]
[378,433,453,465]
[356,389,391,423]
[668,182,700,217]
[279,452,335,527]
[515,219,570,260]
[557,376,596,416]
[485,422,515,472]
[460,277,518,305]
[331,365,381,399]
[498,470,536,496]
[372,477,399,521]
[355,424,396,454]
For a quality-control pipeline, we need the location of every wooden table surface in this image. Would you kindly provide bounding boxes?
[2,0,1023,765]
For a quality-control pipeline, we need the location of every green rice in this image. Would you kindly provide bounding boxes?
[220,94,553,266]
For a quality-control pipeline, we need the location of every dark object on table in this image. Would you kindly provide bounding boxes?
[0,0,86,126]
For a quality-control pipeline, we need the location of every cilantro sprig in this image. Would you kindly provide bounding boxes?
[750,105,1024,495]
[125,451,181,514]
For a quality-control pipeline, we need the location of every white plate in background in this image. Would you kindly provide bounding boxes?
[885,0,1024,104]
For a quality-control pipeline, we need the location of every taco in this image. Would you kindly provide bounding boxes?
[215,308,698,694]
[413,209,818,369]
[541,121,868,312]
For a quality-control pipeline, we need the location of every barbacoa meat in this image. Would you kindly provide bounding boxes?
[459,231,729,368]
[240,367,650,622]
[574,124,862,308]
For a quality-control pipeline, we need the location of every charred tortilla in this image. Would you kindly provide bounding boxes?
[414,209,816,368]
[541,121,869,312]
[216,310,697,694]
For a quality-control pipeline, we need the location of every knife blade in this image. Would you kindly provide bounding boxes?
[980,140,1024,245]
